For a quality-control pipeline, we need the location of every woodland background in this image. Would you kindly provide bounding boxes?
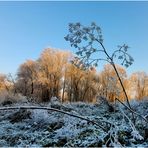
[0,48,147,104]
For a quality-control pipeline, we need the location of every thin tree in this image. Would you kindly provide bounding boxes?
[64,22,134,109]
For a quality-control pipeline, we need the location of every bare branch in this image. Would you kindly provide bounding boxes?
[89,58,111,63]
[115,98,148,123]
[112,49,130,59]
[0,106,107,132]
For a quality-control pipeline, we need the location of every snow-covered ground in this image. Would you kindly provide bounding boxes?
[0,98,148,147]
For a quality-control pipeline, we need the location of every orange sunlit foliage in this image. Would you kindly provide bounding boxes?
[16,48,71,102]
[14,48,147,102]
[64,64,84,102]
[63,64,99,102]
[16,48,100,102]
[0,74,7,91]
[99,64,127,102]
[129,72,148,99]
[16,60,37,97]
[36,48,70,101]
[0,73,13,95]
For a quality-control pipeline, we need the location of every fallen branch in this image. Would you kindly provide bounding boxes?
[115,98,148,123]
[0,106,107,132]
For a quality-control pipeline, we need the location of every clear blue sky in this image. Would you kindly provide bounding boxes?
[0,1,148,76]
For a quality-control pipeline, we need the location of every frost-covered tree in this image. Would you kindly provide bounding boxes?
[16,60,38,96]
[65,22,134,108]
[16,48,70,102]
[37,48,70,101]
[64,63,99,102]
[0,74,10,92]
[99,64,127,102]
[129,72,148,99]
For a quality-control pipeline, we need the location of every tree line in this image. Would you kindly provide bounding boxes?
[0,48,147,102]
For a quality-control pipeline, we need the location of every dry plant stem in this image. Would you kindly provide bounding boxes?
[112,63,135,122]
[0,106,107,132]
[115,98,148,123]
[112,63,131,108]
[97,41,135,121]
[99,41,132,109]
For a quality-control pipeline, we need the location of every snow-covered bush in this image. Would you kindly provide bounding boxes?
[0,91,27,105]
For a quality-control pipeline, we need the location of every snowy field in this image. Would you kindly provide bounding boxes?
[0,98,148,147]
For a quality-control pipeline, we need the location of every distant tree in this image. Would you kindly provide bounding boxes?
[0,73,15,95]
[65,22,134,108]
[64,63,99,102]
[16,60,38,96]
[99,64,127,102]
[129,72,148,99]
[7,73,18,95]
[37,48,70,101]
[65,63,85,102]
[16,48,70,102]
[80,69,99,102]
[0,74,8,91]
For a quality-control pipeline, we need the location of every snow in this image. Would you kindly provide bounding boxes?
[0,98,148,147]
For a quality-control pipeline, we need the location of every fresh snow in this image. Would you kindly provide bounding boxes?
[0,98,148,147]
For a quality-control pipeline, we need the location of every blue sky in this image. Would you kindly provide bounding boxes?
[0,1,148,76]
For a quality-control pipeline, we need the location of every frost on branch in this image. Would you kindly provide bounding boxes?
[64,22,134,70]
[64,22,103,70]
[112,44,134,68]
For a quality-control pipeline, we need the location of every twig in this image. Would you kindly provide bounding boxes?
[115,98,148,123]
[0,106,107,132]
